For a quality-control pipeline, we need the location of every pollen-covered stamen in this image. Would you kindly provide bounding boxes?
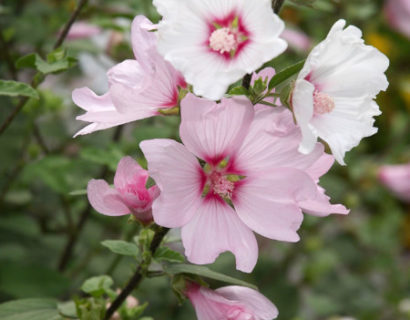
[313,90,335,115]
[209,171,235,199]
[209,27,238,54]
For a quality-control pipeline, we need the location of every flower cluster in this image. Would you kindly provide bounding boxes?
[73,1,389,318]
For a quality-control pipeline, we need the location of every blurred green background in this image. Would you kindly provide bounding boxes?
[0,0,409,319]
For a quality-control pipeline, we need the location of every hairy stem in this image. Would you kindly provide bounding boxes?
[104,226,170,320]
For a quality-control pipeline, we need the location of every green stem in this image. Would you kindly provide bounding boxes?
[103,226,170,320]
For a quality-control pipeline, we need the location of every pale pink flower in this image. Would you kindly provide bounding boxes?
[72,15,185,136]
[281,28,311,52]
[87,156,159,223]
[186,283,278,320]
[379,163,410,202]
[65,21,102,40]
[153,0,287,100]
[140,94,348,272]
[384,0,410,39]
[291,20,389,165]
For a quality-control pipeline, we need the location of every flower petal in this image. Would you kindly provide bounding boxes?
[113,156,147,190]
[180,94,254,164]
[216,286,279,320]
[140,139,203,228]
[181,197,258,273]
[87,179,130,216]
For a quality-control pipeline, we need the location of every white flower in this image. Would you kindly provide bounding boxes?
[153,0,287,100]
[291,19,389,165]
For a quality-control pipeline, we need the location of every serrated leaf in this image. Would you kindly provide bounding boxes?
[268,60,305,91]
[81,275,113,297]
[0,80,39,99]
[101,240,139,257]
[165,264,257,290]
[154,247,185,263]
[0,298,62,320]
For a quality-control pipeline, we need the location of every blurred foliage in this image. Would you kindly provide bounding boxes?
[0,0,409,319]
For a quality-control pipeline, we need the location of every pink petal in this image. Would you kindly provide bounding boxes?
[106,59,148,90]
[114,156,147,190]
[87,179,130,216]
[181,197,258,273]
[65,21,101,40]
[216,286,279,320]
[298,191,349,217]
[233,171,309,242]
[131,15,158,71]
[72,87,114,112]
[180,94,254,164]
[139,139,203,228]
[235,106,325,175]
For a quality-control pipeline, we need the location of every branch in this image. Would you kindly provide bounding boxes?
[272,0,286,13]
[54,0,88,49]
[104,226,170,320]
[0,0,88,136]
[58,125,123,272]
[0,27,17,80]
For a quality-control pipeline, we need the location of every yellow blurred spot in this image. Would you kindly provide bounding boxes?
[366,33,393,56]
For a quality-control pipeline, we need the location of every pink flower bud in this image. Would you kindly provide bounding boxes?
[87,156,159,223]
[65,21,102,40]
[186,283,278,320]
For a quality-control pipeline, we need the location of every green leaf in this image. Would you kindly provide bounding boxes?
[165,264,257,290]
[57,301,77,319]
[0,298,62,320]
[154,247,185,263]
[80,145,124,171]
[228,86,249,96]
[16,51,76,74]
[0,80,39,99]
[101,240,139,257]
[81,275,113,297]
[268,60,305,91]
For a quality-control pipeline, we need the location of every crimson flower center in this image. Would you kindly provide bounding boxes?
[209,171,235,199]
[209,27,238,54]
[313,90,335,115]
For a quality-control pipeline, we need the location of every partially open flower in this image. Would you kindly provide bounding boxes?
[72,15,185,136]
[87,156,159,223]
[140,94,348,272]
[291,20,389,165]
[379,163,410,202]
[153,0,287,100]
[186,283,278,320]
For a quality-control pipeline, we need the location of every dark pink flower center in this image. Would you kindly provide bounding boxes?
[209,171,235,199]
[207,12,250,60]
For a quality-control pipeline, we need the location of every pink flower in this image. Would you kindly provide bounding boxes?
[186,283,278,320]
[65,21,102,40]
[140,94,348,272]
[281,28,311,52]
[384,0,410,39]
[153,0,287,100]
[72,15,185,136]
[87,156,159,223]
[379,164,410,202]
